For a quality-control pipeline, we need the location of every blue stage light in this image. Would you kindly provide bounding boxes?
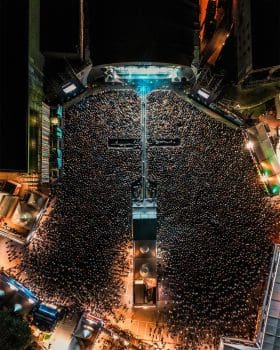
[104,65,182,95]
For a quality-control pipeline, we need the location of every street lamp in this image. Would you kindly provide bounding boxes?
[246,141,254,150]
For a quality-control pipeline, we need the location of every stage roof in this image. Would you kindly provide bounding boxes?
[88,0,199,66]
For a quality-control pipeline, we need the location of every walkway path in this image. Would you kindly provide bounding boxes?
[140,86,149,200]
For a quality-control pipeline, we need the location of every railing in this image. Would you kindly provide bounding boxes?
[256,244,280,348]
[0,229,25,245]
[220,337,259,349]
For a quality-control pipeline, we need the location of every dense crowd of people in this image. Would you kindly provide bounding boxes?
[15,90,141,317]
[147,90,278,348]
[7,88,280,349]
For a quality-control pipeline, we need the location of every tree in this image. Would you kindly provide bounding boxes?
[0,311,33,350]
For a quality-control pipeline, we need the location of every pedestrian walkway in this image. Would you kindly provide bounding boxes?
[48,316,78,350]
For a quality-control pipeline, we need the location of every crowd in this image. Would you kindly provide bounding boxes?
[147,90,279,348]
[14,90,141,318]
[7,88,280,349]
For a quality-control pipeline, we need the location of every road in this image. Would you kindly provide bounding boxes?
[47,316,78,350]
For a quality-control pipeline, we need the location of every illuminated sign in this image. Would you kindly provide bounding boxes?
[197,89,210,99]
[62,83,77,94]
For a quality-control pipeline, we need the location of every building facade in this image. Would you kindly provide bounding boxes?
[236,0,280,85]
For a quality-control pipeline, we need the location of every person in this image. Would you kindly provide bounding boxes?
[6,88,279,349]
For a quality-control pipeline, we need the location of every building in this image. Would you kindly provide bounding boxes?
[0,0,51,244]
[235,0,280,85]
[40,0,84,60]
[0,0,29,172]
[0,0,51,186]
[0,180,48,244]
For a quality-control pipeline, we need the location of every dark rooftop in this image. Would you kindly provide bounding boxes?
[0,0,29,171]
[251,0,280,69]
[88,0,199,66]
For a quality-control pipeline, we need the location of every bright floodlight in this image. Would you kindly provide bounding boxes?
[8,282,18,291]
[260,174,268,182]
[82,329,92,338]
[246,141,254,150]
[197,89,210,99]
[62,83,77,94]
[14,303,23,312]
